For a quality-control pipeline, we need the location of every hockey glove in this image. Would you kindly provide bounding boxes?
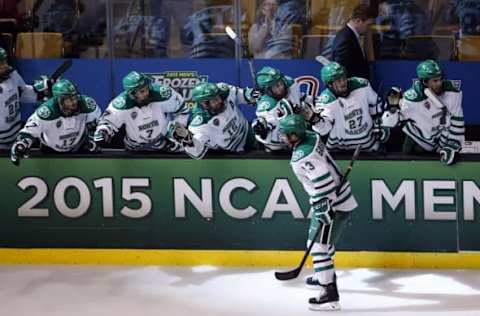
[167,122,193,146]
[93,127,112,145]
[33,75,53,100]
[440,146,456,165]
[252,117,271,140]
[384,87,402,115]
[11,137,33,166]
[372,119,389,143]
[245,88,262,104]
[312,198,334,225]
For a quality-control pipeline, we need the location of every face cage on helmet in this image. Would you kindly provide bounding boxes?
[264,79,287,100]
[58,94,80,116]
[200,95,225,116]
[128,83,150,100]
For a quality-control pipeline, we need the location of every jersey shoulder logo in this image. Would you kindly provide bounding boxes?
[37,106,51,119]
[292,149,305,162]
[158,86,172,99]
[85,97,97,110]
[190,115,204,127]
[404,89,418,100]
[112,96,126,109]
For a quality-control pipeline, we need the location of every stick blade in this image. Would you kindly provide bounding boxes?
[315,55,331,66]
[274,267,301,281]
[225,26,237,40]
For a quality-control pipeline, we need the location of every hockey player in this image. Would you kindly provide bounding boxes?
[311,62,383,152]
[167,82,255,159]
[250,66,304,152]
[10,79,101,165]
[381,59,464,165]
[94,71,189,151]
[278,114,358,311]
[0,47,49,149]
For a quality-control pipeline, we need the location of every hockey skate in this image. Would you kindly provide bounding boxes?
[305,272,336,290]
[308,281,340,311]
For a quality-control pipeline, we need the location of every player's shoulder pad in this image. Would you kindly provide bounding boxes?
[111,92,135,110]
[150,84,173,102]
[404,81,427,102]
[36,99,61,120]
[256,95,277,112]
[78,95,98,113]
[348,77,369,92]
[189,105,211,127]
[216,82,231,99]
[282,75,294,88]
[442,80,460,93]
[317,89,337,105]
[291,131,317,162]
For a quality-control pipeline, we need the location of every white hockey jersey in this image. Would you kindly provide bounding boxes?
[313,77,382,152]
[290,131,357,212]
[97,84,189,151]
[392,80,465,152]
[0,70,37,148]
[253,78,301,151]
[18,95,100,152]
[185,83,252,159]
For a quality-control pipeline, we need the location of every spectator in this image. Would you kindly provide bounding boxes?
[331,4,376,80]
[444,0,480,35]
[248,0,306,59]
[376,0,431,58]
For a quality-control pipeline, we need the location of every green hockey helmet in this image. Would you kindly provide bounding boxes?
[279,114,307,137]
[53,79,79,116]
[321,62,346,84]
[52,79,78,98]
[256,66,283,89]
[122,71,150,94]
[192,82,220,103]
[416,59,442,80]
[0,47,7,62]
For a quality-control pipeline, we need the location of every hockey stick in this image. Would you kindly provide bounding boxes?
[274,145,361,281]
[314,55,331,66]
[424,88,446,109]
[50,59,73,82]
[225,26,257,87]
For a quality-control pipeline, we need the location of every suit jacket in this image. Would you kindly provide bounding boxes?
[331,25,370,80]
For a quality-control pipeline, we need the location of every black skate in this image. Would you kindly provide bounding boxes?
[305,276,322,290]
[305,273,336,290]
[308,281,340,311]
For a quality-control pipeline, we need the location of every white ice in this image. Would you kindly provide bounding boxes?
[0,265,479,316]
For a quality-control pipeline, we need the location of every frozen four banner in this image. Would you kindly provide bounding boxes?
[0,156,479,252]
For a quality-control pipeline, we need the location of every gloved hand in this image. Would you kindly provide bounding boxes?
[33,75,54,100]
[252,117,270,139]
[11,138,33,166]
[93,127,112,145]
[245,88,262,104]
[312,198,334,225]
[385,87,402,112]
[440,146,456,165]
[167,121,193,146]
[372,118,390,143]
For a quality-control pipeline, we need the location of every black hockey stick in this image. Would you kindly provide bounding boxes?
[225,26,257,88]
[274,145,361,281]
[50,59,73,82]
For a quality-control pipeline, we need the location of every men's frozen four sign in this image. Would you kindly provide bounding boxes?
[148,71,209,108]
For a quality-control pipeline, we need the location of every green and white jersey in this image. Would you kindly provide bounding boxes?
[290,131,357,212]
[254,95,295,151]
[186,84,251,159]
[313,77,381,152]
[18,95,100,152]
[253,78,301,151]
[97,84,188,151]
[399,81,464,152]
[0,70,37,148]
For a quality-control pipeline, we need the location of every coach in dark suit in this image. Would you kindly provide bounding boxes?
[332,4,376,80]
